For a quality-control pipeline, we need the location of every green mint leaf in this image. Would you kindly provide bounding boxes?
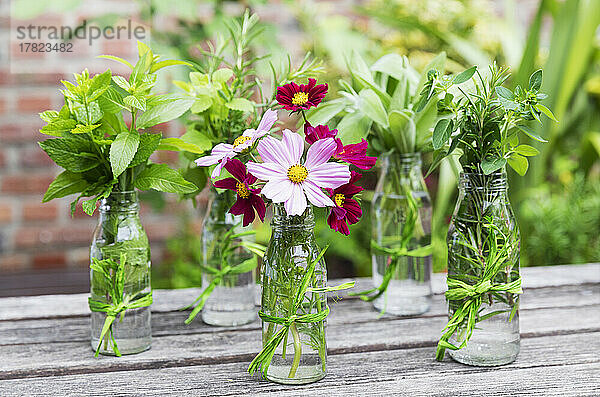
[42,170,89,202]
[134,163,197,193]
[453,66,477,84]
[130,133,161,167]
[212,68,234,84]
[123,95,146,111]
[225,97,254,113]
[88,70,112,101]
[149,59,193,74]
[109,131,140,178]
[39,138,99,172]
[71,123,101,134]
[191,96,212,113]
[157,137,207,154]
[98,55,134,69]
[112,75,131,91]
[528,69,542,91]
[39,110,59,123]
[40,119,77,136]
[136,94,194,129]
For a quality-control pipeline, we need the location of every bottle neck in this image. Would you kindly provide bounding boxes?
[99,190,140,215]
[377,152,425,194]
[458,171,508,195]
[271,204,316,237]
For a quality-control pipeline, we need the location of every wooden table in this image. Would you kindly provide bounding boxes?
[1,264,599,396]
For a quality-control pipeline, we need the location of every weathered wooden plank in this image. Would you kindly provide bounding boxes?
[1,333,598,396]
[0,303,598,380]
[1,284,597,346]
[1,263,597,321]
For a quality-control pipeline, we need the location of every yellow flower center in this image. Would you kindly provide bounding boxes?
[233,135,252,148]
[291,92,309,106]
[287,164,308,184]
[236,182,250,199]
[334,193,345,207]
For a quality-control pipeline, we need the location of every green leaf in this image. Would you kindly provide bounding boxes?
[157,137,206,154]
[212,68,234,84]
[516,124,548,142]
[305,99,346,126]
[98,86,127,114]
[181,166,207,195]
[507,153,529,176]
[515,144,540,157]
[150,59,193,74]
[110,132,140,178]
[336,111,373,143]
[189,72,209,87]
[71,123,101,134]
[388,110,416,152]
[495,86,514,100]
[190,96,212,113]
[39,138,99,172]
[225,98,254,113]
[370,53,410,82]
[130,51,152,84]
[453,66,477,84]
[112,75,131,91]
[432,118,452,150]
[82,197,99,216]
[88,70,112,101]
[481,157,507,175]
[42,170,89,202]
[123,95,146,111]
[358,89,389,128]
[498,96,518,111]
[528,69,542,91]
[347,50,375,86]
[130,133,161,167]
[413,52,446,105]
[134,163,197,193]
[180,128,212,152]
[39,110,59,123]
[40,119,77,136]
[136,94,194,129]
[534,103,558,122]
[98,55,134,69]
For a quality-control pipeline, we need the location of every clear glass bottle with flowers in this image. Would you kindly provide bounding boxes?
[194,77,373,384]
[417,64,556,365]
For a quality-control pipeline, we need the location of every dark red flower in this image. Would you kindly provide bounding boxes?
[276,78,328,112]
[304,122,338,144]
[213,159,266,227]
[326,171,364,235]
[333,138,377,170]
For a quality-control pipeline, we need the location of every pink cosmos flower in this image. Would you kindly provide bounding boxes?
[276,79,328,112]
[334,139,377,170]
[247,129,351,216]
[213,159,266,227]
[194,109,278,178]
[326,171,364,235]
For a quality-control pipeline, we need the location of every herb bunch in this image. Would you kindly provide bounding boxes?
[39,42,197,215]
[418,63,557,175]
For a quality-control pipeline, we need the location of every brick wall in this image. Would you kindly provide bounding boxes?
[0,0,188,273]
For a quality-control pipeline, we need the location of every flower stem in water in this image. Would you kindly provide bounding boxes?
[288,323,302,378]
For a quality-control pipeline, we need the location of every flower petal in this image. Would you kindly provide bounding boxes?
[229,197,248,216]
[213,177,238,191]
[256,109,278,134]
[307,162,351,189]
[256,136,293,167]
[195,143,234,166]
[327,211,350,235]
[223,158,246,181]
[305,137,338,169]
[302,180,334,207]
[246,162,287,182]
[250,194,266,222]
[281,129,304,165]
[262,179,294,203]
[211,161,226,179]
[284,183,307,216]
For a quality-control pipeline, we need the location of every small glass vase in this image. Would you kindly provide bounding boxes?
[200,190,256,326]
[371,153,433,315]
[90,190,152,355]
[260,205,327,384]
[446,171,521,366]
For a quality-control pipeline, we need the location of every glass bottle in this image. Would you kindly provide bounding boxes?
[446,171,520,366]
[200,190,256,326]
[371,153,433,315]
[260,205,327,384]
[90,190,151,355]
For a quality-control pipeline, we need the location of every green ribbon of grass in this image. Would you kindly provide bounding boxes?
[248,246,355,379]
[88,255,153,357]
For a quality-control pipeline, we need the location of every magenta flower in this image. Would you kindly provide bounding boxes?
[213,159,266,227]
[276,79,328,112]
[304,122,338,145]
[334,139,377,170]
[326,171,364,235]
[247,129,351,216]
[195,109,278,178]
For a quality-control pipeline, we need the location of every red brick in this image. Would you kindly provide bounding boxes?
[0,254,29,272]
[101,39,136,59]
[12,73,65,86]
[11,42,46,60]
[150,150,178,165]
[17,94,53,113]
[68,247,90,268]
[21,147,54,168]
[15,225,93,249]
[0,98,6,114]
[32,252,66,270]
[2,173,55,195]
[0,122,44,143]
[145,222,177,242]
[0,203,12,223]
[23,202,58,222]
[0,151,5,168]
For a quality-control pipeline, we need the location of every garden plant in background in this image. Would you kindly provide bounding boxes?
[195,76,375,384]
[171,11,325,326]
[38,42,197,356]
[312,51,449,315]
[417,63,557,365]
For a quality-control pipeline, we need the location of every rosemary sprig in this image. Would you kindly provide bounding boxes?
[88,254,153,357]
[248,246,355,379]
[436,219,522,361]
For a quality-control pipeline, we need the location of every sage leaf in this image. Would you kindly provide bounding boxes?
[529,69,542,91]
[358,88,389,128]
[515,144,540,157]
[432,118,452,150]
[110,132,139,178]
[481,156,507,175]
[495,86,514,100]
[453,66,477,84]
[507,153,529,176]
